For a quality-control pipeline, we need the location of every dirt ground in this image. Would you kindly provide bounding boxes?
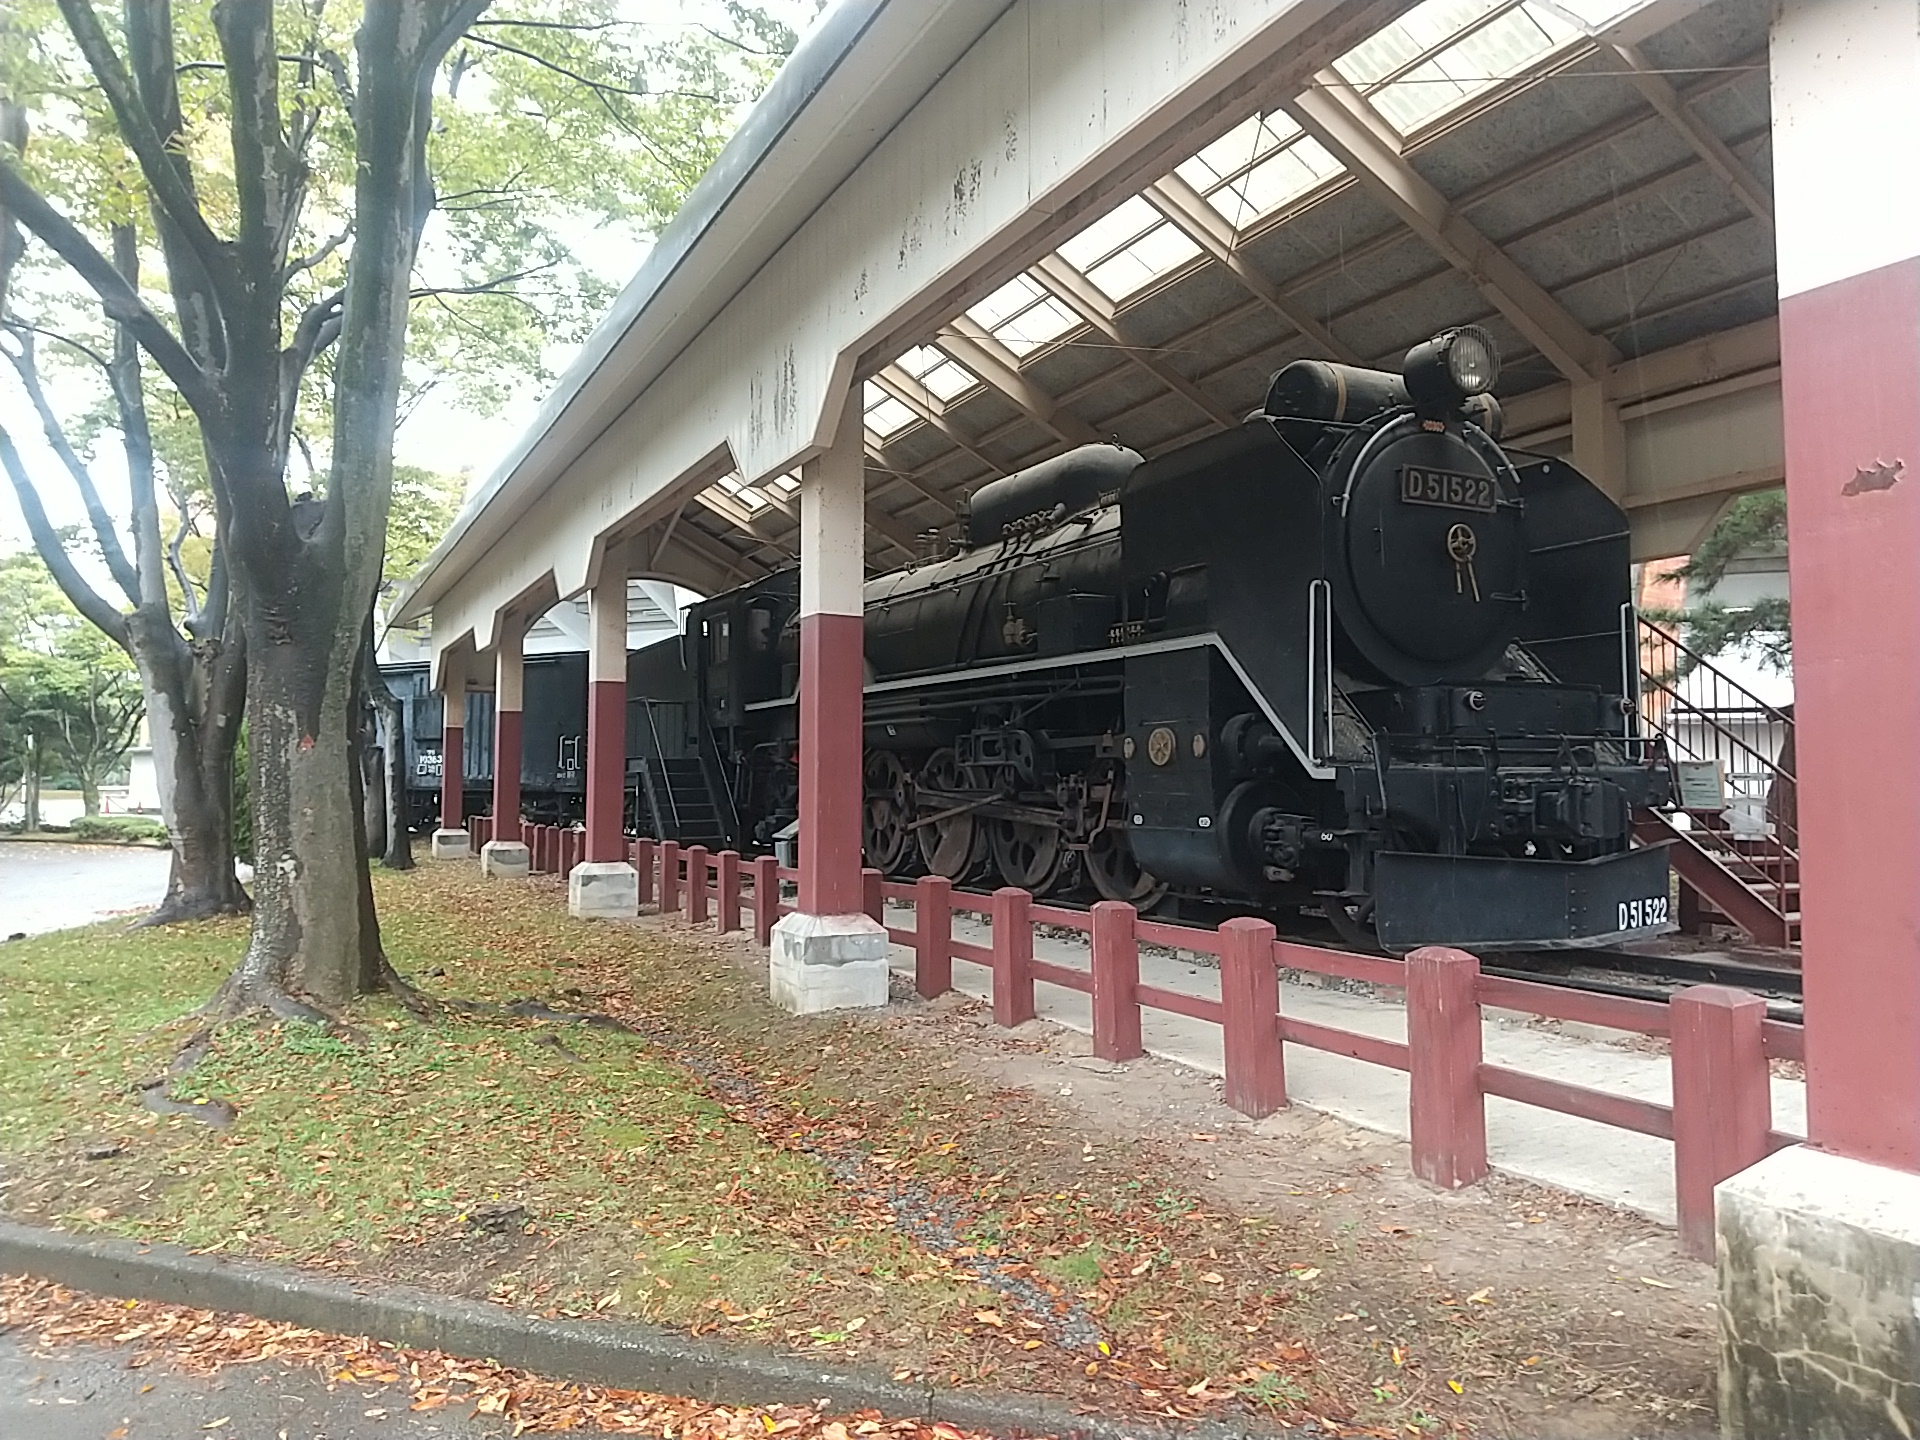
[710,922,1723,1440]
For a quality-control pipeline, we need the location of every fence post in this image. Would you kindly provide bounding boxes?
[753,856,780,945]
[561,828,577,877]
[1671,984,1771,1260]
[660,840,681,914]
[686,845,709,924]
[531,826,545,872]
[1406,947,1488,1189]
[1091,901,1144,1063]
[990,887,1036,1027]
[1219,916,1286,1118]
[863,868,885,927]
[635,839,655,907]
[914,875,952,998]
[717,851,741,934]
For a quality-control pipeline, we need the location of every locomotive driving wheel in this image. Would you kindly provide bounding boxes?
[1084,825,1167,908]
[862,750,914,873]
[989,819,1064,893]
[914,748,980,880]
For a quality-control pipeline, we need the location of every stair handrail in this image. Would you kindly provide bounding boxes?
[640,700,684,835]
[1638,618,1796,789]
[1637,616,1798,936]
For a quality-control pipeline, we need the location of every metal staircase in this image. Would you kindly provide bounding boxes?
[627,700,732,849]
[1635,618,1798,949]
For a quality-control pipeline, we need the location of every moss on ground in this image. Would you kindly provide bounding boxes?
[0,863,1506,1430]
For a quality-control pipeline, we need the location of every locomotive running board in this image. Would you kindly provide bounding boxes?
[741,630,1335,780]
[1373,841,1676,952]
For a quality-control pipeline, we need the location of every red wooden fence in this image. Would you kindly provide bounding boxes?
[474,835,1799,1260]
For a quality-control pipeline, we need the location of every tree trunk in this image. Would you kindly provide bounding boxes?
[80,775,100,816]
[377,688,414,870]
[23,733,40,831]
[129,607,249,924]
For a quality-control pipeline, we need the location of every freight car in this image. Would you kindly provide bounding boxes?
[397,327,1674,952]
[382,653,589,831]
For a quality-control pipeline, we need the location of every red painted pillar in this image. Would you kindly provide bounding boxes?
[686,845,709,924]
[438,663,464,833]
[753,855,780,945]
[1219,917,1286,1119]
[717,850,741,934]
[635,838,655,906]
[660,840,680,913]
[990,887,1035,1027]
[1671,985,1772,1259]
[1774,5,1920,1171]
[862,868,885,927]
[913,875,952,999]
[795,405,866,919]
[1090,901,1144,1063]
[491,618,526,847]
[1406,947,1487,1191]
[584,567,629,865]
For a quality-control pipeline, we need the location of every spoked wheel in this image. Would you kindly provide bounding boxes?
[862,750,914,873]
[915,749,979,880]
[1085,825,1167,908]
[989,819,1064,893]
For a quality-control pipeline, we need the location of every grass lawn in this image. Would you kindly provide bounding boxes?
[1,863,1475,1433]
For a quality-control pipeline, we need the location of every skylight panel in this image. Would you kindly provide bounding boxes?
[1056,195,1161,273]
[1174,110,1341,233]
[989,295,1080,356]
[711,472,767,511]
[1083,221,1202,301]
[896,344,979,402]
[967,274,1046,332]
[864,385,913,443]
[770,472,800,495]
[1335,0,1583,137]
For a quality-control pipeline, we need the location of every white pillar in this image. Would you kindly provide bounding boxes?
[769,382,888,1014]
[570,561,637,918]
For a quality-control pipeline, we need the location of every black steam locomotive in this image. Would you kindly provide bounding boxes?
[393,327,1672,950]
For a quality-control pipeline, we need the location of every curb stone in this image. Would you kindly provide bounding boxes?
[0,1221,1301,1440]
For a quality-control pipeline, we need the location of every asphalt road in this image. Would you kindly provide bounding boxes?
[0,1330,524,1440]
[0,842,173,937]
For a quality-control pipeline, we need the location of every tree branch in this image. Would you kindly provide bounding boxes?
[167,514,202,625]
[0,326,141,602]
[0,157,222,422]
[213,0,306,304]
[123,0,230,372]
[112,224,169,608]
[0,426,130,648]
[283,221,351,284]
[55,0,230,300]
[463,32,721,102]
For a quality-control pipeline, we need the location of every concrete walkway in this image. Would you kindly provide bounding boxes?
[881,902,1807,1225]
[0,842,172,936]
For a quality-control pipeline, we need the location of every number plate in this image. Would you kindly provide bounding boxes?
[1399,465,1497,513]
[1616,894,1671,933]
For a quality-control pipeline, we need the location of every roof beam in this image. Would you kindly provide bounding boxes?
[1285,72,1617,385]
[1610,43,1771,223]
[870,369,1009,480]
[1029,254,1241,430]
[1143,175,1361,365]
[935,317,1099,446]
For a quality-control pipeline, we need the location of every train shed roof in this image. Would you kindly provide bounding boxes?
[398,0,1779,661]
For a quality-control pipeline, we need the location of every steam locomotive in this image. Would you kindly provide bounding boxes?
[391,326,1672,951]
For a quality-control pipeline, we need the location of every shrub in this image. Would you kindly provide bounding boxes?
[71,814,169,844]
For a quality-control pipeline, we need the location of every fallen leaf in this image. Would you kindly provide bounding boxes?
[1199,1272,1224,1285]
[1447,1379,1464,1394]
[973,1310,1004,1327]
[1466,1288,1493,1304]
[204,1421,231,1432]
[1640,1277,1674,1289]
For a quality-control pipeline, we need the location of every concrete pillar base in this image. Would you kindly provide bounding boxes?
[480,840,530,879]
[568,860,637,920]
[1718,1145,1920,1437]
[769,912,890,1015]
[430,829,469,861]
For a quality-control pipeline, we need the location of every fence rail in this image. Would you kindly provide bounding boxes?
[492,838,1800,1261]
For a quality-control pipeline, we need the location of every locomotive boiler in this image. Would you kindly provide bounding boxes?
[705,325,1672,950]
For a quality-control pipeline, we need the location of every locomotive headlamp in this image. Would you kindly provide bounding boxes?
[1402,325,1501,415]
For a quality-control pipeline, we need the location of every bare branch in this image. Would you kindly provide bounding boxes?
[0,425,130,648]
[0,327,141,602]
[407,259,558,301]
[283,221,351,284]
[112,223,168,607]
[167,514,202,624]
[0,156,222,422]
[464,32,721,103]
